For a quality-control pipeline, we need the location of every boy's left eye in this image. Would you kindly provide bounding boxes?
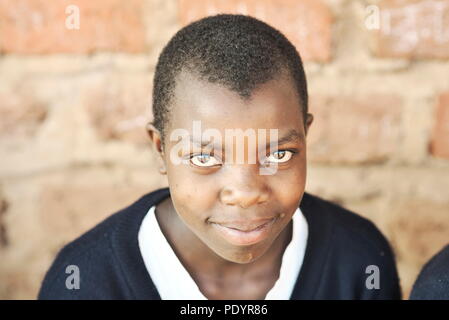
[190,153,221,167]
[265,150,295,163]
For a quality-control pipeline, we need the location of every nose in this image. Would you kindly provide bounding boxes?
[219,165,270,208]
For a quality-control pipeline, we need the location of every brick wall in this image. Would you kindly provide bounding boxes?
[0,0,448,299]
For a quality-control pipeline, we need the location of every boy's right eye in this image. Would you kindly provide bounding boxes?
[190,153,222,167]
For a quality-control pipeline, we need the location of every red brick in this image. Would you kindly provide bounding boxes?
[0,0,146,54]
[307,95,402,164]
[178,0,333,62]
[373,0,449,59]
[430,93,449,159]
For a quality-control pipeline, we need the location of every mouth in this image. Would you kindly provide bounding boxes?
[210,218,277,246]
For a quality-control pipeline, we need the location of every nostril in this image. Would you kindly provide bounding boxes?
[240,203,250,210]
[220,187,269,208]
[239,196,261,209]
[220,189,236,206]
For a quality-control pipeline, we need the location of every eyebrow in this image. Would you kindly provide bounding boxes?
[187,129,302,149]
[270,129,302,147]
[189,136,220,148]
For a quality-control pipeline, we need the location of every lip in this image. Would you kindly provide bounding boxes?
[211,218,277,246]
[211,218,276,231]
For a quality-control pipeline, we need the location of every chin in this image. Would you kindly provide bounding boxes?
[215,243,270,264]
[224,252,257,264]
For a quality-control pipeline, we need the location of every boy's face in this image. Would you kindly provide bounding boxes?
[149,70,313,264]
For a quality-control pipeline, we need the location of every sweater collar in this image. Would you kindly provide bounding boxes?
[111,187,170,299]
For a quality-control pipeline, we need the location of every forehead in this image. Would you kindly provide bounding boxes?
[169,70,304,135]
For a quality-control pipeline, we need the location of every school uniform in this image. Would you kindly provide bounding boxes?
[409,244,449,300]
[38,187,401,300]
[138,202,308,299]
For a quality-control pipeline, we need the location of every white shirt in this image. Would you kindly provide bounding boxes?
[138,204,308,300]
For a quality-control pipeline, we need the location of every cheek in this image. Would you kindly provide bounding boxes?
[272,163,307,210]
[290,153,307,190]
[166,167,217,225]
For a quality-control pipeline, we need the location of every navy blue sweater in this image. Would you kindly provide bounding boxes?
[409,244,449,300]
[38,188,401,300]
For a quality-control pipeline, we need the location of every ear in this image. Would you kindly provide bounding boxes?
[146,122,167,175]
[304,113,314,137]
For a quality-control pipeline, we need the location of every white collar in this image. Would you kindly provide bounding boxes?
[138,202,308,300]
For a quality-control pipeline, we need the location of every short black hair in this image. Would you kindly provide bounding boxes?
[152,14,308,147]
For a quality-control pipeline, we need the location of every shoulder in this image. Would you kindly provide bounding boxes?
[302,192,392,255]
[410,244,449,300]
[300,192,401,299]
[37,207,126,299]
[38,188,168,300]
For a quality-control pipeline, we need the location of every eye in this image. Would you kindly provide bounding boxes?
[265,150,295,164]
[190,153,221,167]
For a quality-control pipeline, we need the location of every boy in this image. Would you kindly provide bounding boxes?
[38,14,401,300]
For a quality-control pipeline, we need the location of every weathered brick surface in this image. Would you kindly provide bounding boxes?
[0,89,47,139]
[307,94,402,164]
[83,75,153,145]
[373,0,449,59]
[178,0,333,62]
[430,92,449,159]
[0,0,146,54]
[0,193,8,249]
